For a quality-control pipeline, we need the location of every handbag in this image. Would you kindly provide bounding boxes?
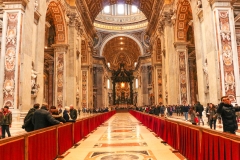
[194,117,199,123]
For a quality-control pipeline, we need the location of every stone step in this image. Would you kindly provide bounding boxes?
[19,112,28,119]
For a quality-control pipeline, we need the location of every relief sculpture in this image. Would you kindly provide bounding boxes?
[3,79,14,97]
[225,71,234,91]
[5,47,16,71]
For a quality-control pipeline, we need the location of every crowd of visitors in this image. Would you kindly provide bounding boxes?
[135,95,240,134]
[1,95,240,138]
[0,103,111,139]
[22,103,80,132]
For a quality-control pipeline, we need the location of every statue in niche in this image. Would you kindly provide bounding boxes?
[203,60,209,88]
[48,20,56,46]
[144,34,150,45]
[93,36,99,47]
[76,86,80,101]
[31,62,39,95]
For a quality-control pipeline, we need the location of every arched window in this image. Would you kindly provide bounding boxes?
[135,78,139,89]
[104,6,110,13]
[107,79,110,89]
[117,4,124,14]
[132,5,138,13]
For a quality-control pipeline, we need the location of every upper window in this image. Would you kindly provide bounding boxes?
[104,6,110,13]
[132,5,138,13]
[117,4,124,14]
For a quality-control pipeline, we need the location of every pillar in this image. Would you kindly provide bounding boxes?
[175,43,190,104]
[210,0,240,103]
[52,44,68,108]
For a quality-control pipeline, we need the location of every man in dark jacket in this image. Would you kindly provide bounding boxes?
[217,96,240,134]
[69,104,77,120]
[22,103,40,132]
[32,104,62,130]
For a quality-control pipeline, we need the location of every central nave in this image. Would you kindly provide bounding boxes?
[59,113,184,160]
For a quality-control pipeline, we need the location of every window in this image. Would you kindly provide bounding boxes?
[134,62,137,67]
[104,6,110,13]
[132,5,138,13]
[135,79,138,89]
[117,4,124,14]
[107,79,110,89]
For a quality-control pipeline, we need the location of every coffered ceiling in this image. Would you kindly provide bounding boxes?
[102,36,141,70]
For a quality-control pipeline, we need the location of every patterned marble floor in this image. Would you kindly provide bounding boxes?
[59,113,185,160]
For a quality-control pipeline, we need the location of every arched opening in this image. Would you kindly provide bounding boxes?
[102,36,141,70]
[43,1,66,106]
[176,0,198,104]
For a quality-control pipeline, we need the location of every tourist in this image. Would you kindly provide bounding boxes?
[207,103,217,130]
[32,104,62,130]
[0,106,12,138]
[195,101,204,125]
[217,96,240,134]
[70,104,78,120]
[22,103,40,132]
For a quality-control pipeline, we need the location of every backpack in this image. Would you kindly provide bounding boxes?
[22,108,36,132]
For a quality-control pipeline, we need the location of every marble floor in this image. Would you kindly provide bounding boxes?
[57,113,185,160]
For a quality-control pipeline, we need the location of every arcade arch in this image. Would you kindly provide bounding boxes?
[175,0,198,104]
[43,1,67,106]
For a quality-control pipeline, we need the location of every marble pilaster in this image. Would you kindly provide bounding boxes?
[65,12,78,107]
[140,65,149,105]
[161,9,178,105]
[52,44,68,108]
[48,61,54,106]
[0,11,22,109]
[175,43,190,104]
[211,0,240,103]
[81,68,88,109]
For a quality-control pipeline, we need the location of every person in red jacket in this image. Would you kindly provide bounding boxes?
[0,106,12,138]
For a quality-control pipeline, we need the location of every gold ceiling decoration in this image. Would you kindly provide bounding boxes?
[103,36,141,70]
[94,21,148,31]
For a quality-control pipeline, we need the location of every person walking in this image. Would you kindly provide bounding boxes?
[188,106,197,125]
[217,96,240,134]
[182,103,189,121]
[208,103,217,130]
[195,101,204,125]
[0,106,12,138]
